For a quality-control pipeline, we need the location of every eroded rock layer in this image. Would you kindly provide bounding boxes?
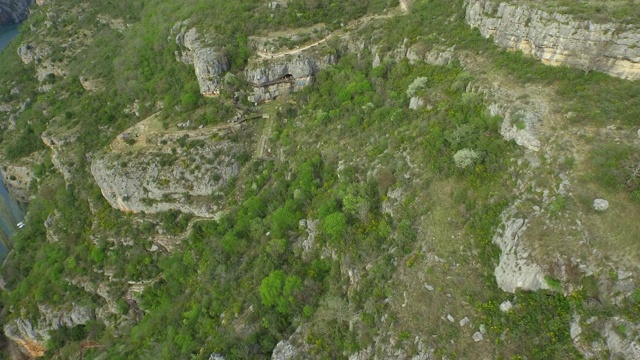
[466,0,640,80]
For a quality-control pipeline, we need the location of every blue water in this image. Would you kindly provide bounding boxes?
[0,175,24,261]
[0,23,19,52]
[0,23,24,261]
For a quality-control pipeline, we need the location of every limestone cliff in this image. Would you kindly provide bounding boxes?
[90,114,242,217]
[245,48,337,103]
[0,0,32,25]
[172,22,229,97]
[465,0,640,80]
[4,305,93,358]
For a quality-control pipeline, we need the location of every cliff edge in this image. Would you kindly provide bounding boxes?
[466,0,640,80]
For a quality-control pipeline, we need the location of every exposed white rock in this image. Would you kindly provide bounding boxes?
[372,53,381,68]
[572,315,640,359]
[406,44,456,66]
[466,0,640,80]
[593,199,609,211]
[499,300,513,312]
[2,164,33,202]
[409,96,424,110]
[4,305,93,358]
[459,317,470,327]
[300,219,318,258]
[91,132,241,217]
[17,43,51,65]
[446,314,455,322]
[472,331,484,342]
[172,23,229,97]
[493,203,550,293]
[245,50,337,103]
[489,104,541,151]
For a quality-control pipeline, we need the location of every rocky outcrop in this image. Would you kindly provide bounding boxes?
[271,340,301,360]
[4,304,93,358]
[245,49,337,103]
[17,42,66,90]
[41,132,75,184]
[91,133,241,217]
[79,75,104,92]
[172,22,229,97]
[492,202,550,293]
[2,164,33,202]
[465,0,640,80]
[0,0,32,26]
[571,315,640,359]
[17,43,50,65]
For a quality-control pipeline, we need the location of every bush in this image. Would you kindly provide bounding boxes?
[453,148,480,169]
[406,76,428,97]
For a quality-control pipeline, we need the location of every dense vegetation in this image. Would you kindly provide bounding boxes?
[0,0,638,359]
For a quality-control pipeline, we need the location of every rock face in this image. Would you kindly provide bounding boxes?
[41,132,75,184]
[2,164,33,203]
[17,43,50,65]
[490,104,541,152]
[91,135,241,217]
[465,0,640,80]
[271,340,300,360]
[245,49,337,103]
[0,0,32,26]
[492,203,550,293]
[4,304,93,358]
[172,22,229,97]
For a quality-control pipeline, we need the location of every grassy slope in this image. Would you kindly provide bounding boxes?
[0,0,638,359]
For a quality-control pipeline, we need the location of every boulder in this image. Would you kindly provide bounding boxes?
[499,300,513,312]
[459,317,470,327]
[472,331,484,342]
[593,199,609,211]
[409,96,424,110]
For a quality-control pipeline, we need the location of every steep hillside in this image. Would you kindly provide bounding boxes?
[0,0,639,359]
[0,0,32,25]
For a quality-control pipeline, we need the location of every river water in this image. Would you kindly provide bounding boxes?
[0,23,24,261]
[0,23,19,52]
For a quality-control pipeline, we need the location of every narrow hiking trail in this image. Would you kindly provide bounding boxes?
[255,1,409,59]
[256,36,331,59]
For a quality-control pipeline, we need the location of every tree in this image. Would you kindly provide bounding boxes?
[260,270,302,315]
[323,212,346,244]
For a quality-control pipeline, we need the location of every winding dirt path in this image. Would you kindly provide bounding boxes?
[255,1,409,59]
[256,36,331,59]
